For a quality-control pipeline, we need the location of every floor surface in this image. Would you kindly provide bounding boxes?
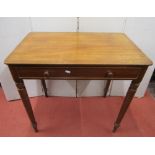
[0,87,155,137]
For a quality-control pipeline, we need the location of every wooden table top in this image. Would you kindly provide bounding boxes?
[4,32,152,66]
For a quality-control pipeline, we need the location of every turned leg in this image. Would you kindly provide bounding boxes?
[41,79,48,97]
[104,80,111,97]
[16,80,38,132]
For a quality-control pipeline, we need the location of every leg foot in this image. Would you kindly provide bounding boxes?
[112,123,120,132]
[32,122,38,132]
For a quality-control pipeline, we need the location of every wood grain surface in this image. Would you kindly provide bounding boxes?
[4,32,152,65]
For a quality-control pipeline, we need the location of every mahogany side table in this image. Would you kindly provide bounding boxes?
[4,32,152,132]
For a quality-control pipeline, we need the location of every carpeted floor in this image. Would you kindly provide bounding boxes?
[0,87,155,137]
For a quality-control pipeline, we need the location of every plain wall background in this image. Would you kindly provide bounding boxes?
[0,17,154,100]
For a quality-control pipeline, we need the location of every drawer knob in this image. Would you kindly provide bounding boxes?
[106,71,113,77]
[65,70,71,74]
[44,70,50,77]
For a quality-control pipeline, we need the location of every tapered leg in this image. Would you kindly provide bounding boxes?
[16,80,38,132]
[112,66,148,132]
[76,80,78,98]
[41,79,48,97]
[112,80,140,132]
[104,80,111,97]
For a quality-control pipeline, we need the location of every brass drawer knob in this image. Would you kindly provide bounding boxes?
[44,70,50,77]
[65,70,71,74]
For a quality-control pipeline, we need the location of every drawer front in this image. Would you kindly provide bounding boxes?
[15,66,142,79]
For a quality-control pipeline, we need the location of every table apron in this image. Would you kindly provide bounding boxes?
[13,66,143,80]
